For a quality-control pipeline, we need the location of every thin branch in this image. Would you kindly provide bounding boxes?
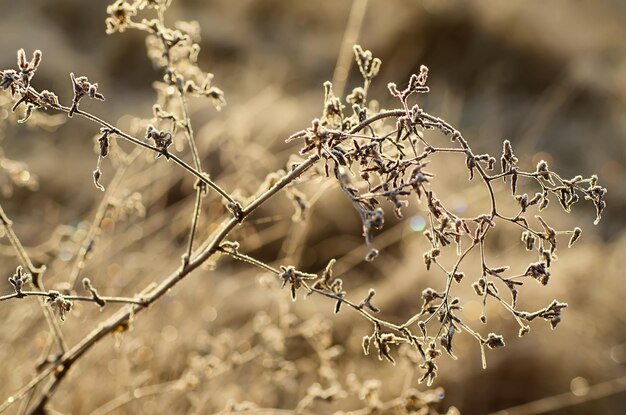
[0,203,68,354]
[0,290,147,306]
[68,147,141,288]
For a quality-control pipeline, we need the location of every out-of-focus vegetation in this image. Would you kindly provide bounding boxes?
[0,1,624,414]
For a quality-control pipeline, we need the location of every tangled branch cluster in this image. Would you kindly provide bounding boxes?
[284,46,606,383]
[0,1,606,414]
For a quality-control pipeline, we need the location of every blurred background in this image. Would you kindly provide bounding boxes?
[1,0,625,414]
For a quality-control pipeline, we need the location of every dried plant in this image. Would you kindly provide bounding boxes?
[0,1,607,414]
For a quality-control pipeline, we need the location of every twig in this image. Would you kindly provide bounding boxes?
[0,290,147,306]
[68,147,141,288]
[0,203,68,354]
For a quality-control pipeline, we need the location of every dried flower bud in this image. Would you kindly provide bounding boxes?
[93,169,104,191]
[39,90,59,107]
[8,266,31,297]
[359,288,380,313]
[362,336,371,355]
[568,227,582,247]
[353,45,382,81]
[46,291,73,322]
[365,248,379,262]
[1,70,19,91]
[69,72,105,117]
[82,278,106,308]
[485,333,505,349]
[525,262,551,285]
[145,124,173,158]
[17,49,27,70]
[472,281,484,296]
[452,272,464,283]
[518,326,530,337]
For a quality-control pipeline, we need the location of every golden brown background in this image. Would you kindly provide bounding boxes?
[1,1,625,414]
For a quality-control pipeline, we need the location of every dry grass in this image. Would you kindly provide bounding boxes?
[0,1,624,414]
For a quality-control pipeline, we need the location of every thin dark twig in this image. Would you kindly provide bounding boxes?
[0,290,147,306]
[0,204,68,354]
